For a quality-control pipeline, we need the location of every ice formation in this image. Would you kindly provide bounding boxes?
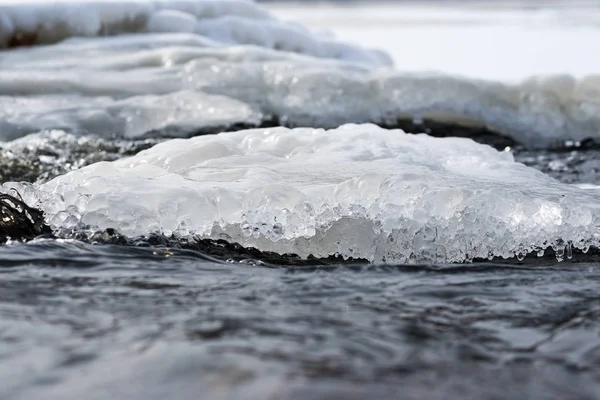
[1,0,599,264]
[0,91,261,141]
[0,31,598,145]
[0,1,599,145]
[0,0,389,65]
[9,124,600,263]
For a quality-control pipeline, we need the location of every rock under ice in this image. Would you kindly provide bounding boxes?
[9,124,600,263]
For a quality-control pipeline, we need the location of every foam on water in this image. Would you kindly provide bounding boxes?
[8,124,600,263]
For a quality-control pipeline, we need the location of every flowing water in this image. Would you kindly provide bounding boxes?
[2,241,600,400]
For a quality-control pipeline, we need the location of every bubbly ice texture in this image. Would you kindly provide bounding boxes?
[1,0,600,264]
[10,124,600,263]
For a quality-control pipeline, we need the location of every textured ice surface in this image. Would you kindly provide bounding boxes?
[0,91,260,141]
[2,36,600,145]
[180,64,600,146]
[10,124,600,263]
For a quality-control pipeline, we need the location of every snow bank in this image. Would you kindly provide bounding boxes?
[9,124,600,263]
[270,2,600,81]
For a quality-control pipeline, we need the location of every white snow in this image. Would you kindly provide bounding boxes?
[146,9,198,34]
[8,124,600,263]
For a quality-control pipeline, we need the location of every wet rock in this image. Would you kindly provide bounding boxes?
[0,192,52,242]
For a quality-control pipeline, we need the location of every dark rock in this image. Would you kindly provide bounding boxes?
[0,192,52,243]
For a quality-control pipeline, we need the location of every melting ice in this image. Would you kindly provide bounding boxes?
[8,124,600,263]
[1,0,600,263]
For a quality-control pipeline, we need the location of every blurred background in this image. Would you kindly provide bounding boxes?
[256,0,600,81]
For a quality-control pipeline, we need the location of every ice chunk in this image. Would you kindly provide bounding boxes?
[183,62,600,146]
[12,124,600,263]
[1,2,597,146]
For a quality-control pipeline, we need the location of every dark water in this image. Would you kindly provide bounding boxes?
[2,240,600,400]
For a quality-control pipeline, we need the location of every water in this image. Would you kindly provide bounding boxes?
[2,0,600,398]
[1,240,600,400]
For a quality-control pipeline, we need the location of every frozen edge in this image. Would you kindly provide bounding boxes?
[3,124,600,264]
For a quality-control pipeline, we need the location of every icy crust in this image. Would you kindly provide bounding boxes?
[0,35,598,145]
[181,61,600,146]
[0,91,260,141]
[0,0,389,66]
[9,124,600,263]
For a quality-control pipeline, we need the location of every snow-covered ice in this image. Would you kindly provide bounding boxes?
[1,39,599,145]
[0,90,261,140]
